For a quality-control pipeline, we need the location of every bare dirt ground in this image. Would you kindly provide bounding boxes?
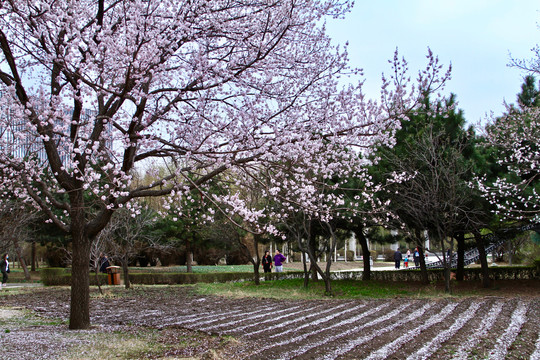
[1,283,539,360]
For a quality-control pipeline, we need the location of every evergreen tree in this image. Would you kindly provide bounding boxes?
[517,75,540,109]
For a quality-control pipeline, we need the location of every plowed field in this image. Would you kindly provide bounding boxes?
[1,285,539,359]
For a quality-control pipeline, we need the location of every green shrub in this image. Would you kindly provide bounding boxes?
[41,268,108,286]
[41,268,69,286]
[128,271,305,285]
[383,249,395,262]
[346,250,355,261]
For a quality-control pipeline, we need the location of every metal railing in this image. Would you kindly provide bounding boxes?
[407,223,539,270]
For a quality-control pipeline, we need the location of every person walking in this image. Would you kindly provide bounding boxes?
[413,248,420,267]
[393,249,402,269]
[273,250,287,273]
[0,253,10,288]
[261,250,273,273]
[404,255,409,268]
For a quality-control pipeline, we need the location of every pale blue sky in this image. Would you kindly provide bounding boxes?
[326,1,540,123]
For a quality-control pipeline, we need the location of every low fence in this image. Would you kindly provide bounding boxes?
[40,266,538,286]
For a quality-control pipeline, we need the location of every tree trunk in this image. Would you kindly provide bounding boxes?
[69,225,91,329]
[444,264,451,293]
[320,222,339,295]
[94,266,103,295]
[252,234,261,285]
[122,259,130,289]
[302,251,309,288]
[310,263,318,281]
[12,238,31,280]
[417,244,429,284]
[251,261,260,285]
[474,232,490,288]
[441,242,451,294]
[455,232,465,281]
[354,227,371,281]
[305,242,330,293]
[186,239,193,273]
[31,241,36,272]
[507,241,513,266]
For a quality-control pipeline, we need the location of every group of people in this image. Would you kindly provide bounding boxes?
[394,248,424,269]
[261,249,287,273]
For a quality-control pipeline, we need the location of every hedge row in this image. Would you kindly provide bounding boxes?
[334,266,539,282]
[41,268,109,286]
[41,266,537,286]
[129,271,306,284]
[40,268,305,286]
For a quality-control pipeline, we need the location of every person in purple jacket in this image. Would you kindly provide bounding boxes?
[273,249,287,273]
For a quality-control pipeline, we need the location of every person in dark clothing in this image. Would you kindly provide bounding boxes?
[261,250,272,273]
[0,253,10,288]
[394,249,402,269]
[99,254,110,273]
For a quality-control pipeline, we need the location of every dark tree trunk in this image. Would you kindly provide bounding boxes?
[310,263,318,281]
[455,232,465,281]
[305,225,319,282]
[252,262,260,285]
[441,242,451,294]
[302,251,309,288]
[94,265,103,295]
[186,238,193,273]
[354,227,371,281]
[122,259,130,289]
[31,241,36,272]
[417,243,429,284]
[13,238,31,280]
[69,224,91,329]
[317,222,338,295]
[507,240,514,266]
[474,232,490,288]
[444,264,451,293]
[305,240,331,293]
[69,188,92,330]
[252,234,261,286]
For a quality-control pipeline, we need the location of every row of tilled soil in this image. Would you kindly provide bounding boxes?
[174,297,540,360]
[87,290,540,360]
[1,287,539,359]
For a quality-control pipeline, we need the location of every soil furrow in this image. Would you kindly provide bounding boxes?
[338,300,449,360]
[231,301,345,338]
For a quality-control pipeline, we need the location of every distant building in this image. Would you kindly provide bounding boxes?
[0,99,107,168]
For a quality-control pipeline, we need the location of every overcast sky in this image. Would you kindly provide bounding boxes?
[326,1,540,124]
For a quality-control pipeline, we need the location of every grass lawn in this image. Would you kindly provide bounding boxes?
[193,278,430,300]
[193,277,540,300]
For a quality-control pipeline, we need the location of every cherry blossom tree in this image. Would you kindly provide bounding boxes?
[477,107,540,222]
[0,0,448,329]
[476,47,540,223]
